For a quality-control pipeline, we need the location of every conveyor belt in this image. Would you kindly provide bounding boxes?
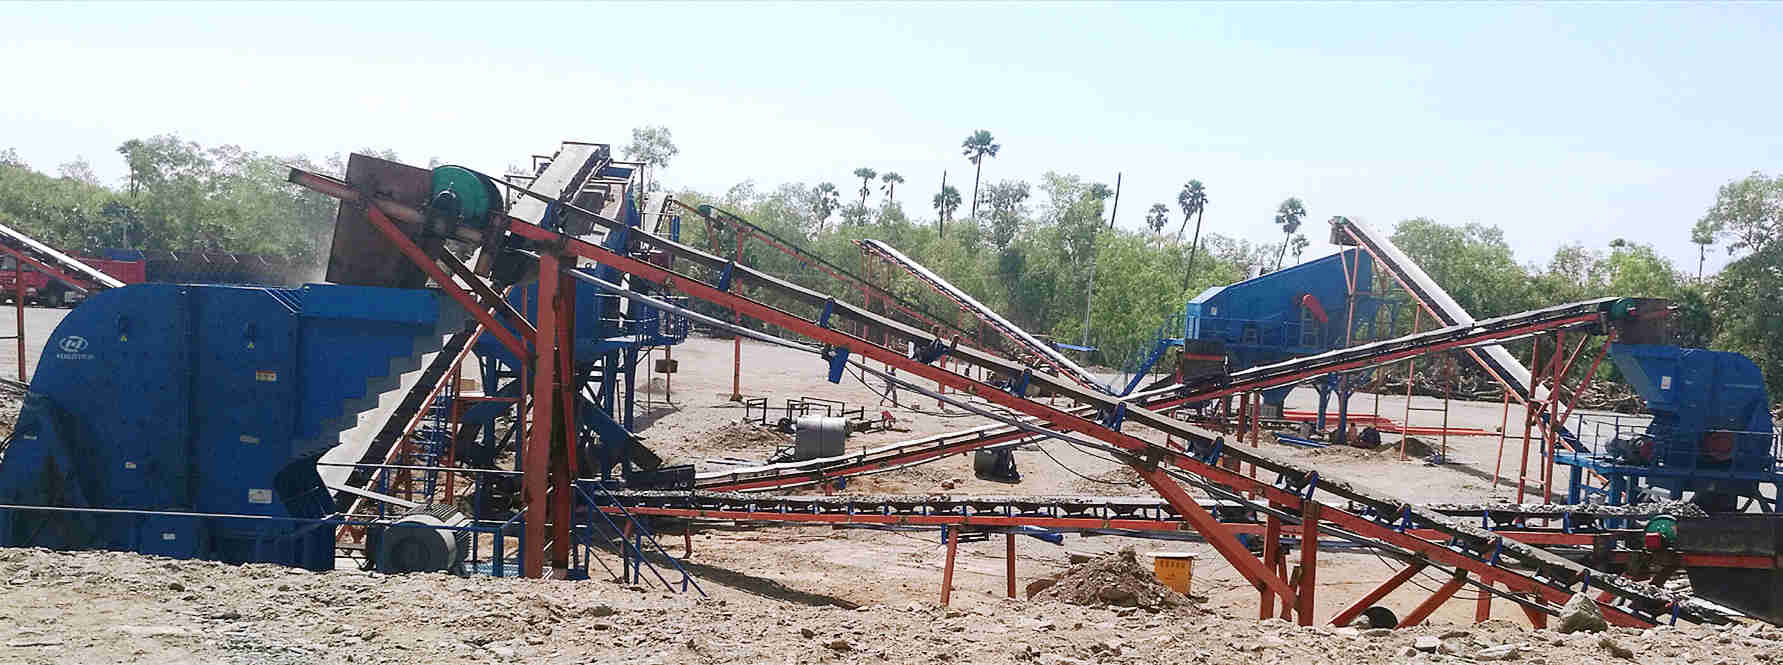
[291,161,1723,626]
[0,221,124,291]
[859,238,1109,393]
[697,297,1623,493]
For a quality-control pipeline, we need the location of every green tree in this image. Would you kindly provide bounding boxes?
[879,172,904,203]
[932,185,961,231]
[623,126,679,168]
[1271,197,1305,271]
[852,167,877,208]
[1289,233,1309,264]
[1690,216,1721,281]
[980,180,1030,250]
[812,182,840,230]
[961,130,999,220]
[623,126,678,192]
[1389,218,1534,319]
[1144,203,1169,238]
[1176,180,1208,289]
[57,158,100,186]
[1698,172,1781,256]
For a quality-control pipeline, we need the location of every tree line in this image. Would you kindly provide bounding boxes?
[4,132,1780,403]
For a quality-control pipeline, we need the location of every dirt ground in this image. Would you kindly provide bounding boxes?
[2,322,1778,663]
[3,546,1780,665]
[0,304,66,383]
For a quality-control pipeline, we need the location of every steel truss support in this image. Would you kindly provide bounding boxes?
[1401,569,1469,627]
[1330,561,1428,627]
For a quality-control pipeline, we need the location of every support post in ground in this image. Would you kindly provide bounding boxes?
[1005,533,1016,598]
[1476,580,1494,623]
[1261,509,1282,619]
[1297,503,1320,625]
[1330,561,1428,626]
[1401,309,1420,460]
[1517,335,1541,504]
[1401,570,1469,628]
[12,258,21,381]
[730,233,743,401]
[941,527,960,607]
[524,251,562,579]
[1520,600,1549,629]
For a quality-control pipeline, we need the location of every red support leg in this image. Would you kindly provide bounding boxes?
[1261,510,1281,619]
[1005,533,1016,599]
[523,252,561,579]
[730,233,742,401]
[1476,579,1494,623]
[1330,561,1428,626]
[549,271,575,574]
[1521,601,1549,629]
[12,259,22,381]
[941,527,960,607]
[1297,503,1320,626]
[1401,570,1468,628]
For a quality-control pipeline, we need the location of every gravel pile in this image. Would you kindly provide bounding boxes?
[1036,547,1192,612]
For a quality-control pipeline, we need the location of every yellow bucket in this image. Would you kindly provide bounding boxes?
[1150,552,1197,594]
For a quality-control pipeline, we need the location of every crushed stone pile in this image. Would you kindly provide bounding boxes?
[1037,547,1193,612]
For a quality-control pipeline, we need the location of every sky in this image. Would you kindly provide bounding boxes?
[2,2,1779,274]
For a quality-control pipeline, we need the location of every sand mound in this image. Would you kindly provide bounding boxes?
[701,422,792,453]
[1036,547,1192,611]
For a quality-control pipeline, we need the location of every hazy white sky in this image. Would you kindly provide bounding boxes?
[2,2,1778,273]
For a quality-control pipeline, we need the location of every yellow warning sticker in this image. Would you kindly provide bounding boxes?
[255,370,278,382]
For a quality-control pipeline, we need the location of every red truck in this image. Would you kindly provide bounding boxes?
[0,255,146,307]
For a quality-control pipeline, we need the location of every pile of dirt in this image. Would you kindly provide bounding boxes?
[1036,547,1192,612]
[699,421,792,453]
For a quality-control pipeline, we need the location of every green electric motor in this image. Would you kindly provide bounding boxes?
[1644,513,1678,549]
[425,165,503,233]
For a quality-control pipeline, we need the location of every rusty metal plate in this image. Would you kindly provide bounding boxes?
[324,153,442,289]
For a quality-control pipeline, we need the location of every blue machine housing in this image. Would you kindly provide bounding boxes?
[0,283,461,569]
[1183,248,1382,407]
[1559,344,1782,511]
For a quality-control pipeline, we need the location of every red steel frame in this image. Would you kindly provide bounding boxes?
[308,168,1672,629]
[499,214,1657,627]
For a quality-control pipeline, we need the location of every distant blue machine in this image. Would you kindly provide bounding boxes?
[1121,248,1387,432]
[1559,344,1782,512]
[0,284,462,570]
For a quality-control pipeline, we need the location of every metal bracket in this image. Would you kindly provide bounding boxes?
[1103,402,1128,431]
[1011,369,1032,398]
[717,261,736,292]
[819,298,836,329]
[826,346,851,385]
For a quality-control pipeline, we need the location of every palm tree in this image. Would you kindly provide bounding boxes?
[880,172,904,203]
[1176,180,1208,290]
[1145,203,1169,239]
[1691,217,1721,281]
[1289,233,1309,264]
[813,182,841,230]
[932,185,961,232]
[960,130,1000,220]
[1273,197,1306,270]
[853,167,877,208]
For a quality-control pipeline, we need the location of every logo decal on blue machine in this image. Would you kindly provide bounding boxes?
[55,335,93,360]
